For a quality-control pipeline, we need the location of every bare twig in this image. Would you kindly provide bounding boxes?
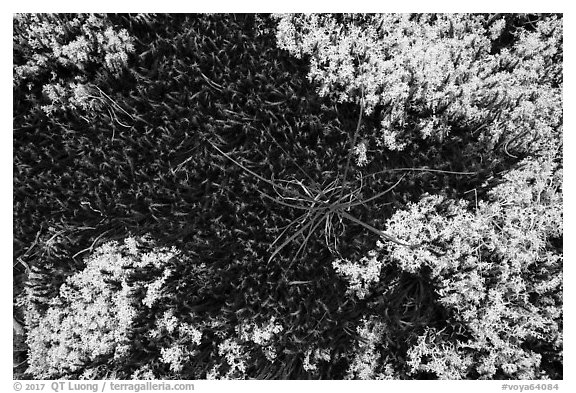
[364,167,478,179]
[268,214,319,264]
[339,86,365,201]
[91,85,134,120]
[72,230,112,260]
[347,174,406,208]
[209,141,316,203]
[339,211,415,248]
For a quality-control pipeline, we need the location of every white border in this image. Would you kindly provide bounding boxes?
[3,4,573,392]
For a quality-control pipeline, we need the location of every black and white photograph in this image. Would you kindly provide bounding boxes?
[10,7,568,388]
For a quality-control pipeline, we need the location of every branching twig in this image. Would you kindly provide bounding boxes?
[72,230,112,260]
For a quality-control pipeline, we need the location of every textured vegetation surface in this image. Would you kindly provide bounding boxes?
[14,13,562,380]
